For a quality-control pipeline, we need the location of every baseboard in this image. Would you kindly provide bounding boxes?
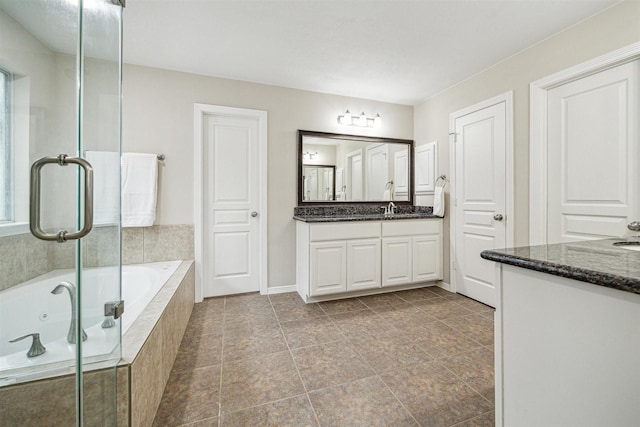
[436,281,454,293]
[266,285,297,295]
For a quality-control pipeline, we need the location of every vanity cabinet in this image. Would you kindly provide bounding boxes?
[381,220,442,286]
[296,219,442,301]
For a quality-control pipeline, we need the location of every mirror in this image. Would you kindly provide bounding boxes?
[298,130,413,205]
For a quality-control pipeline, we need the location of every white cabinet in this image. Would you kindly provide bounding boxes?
[347,239,381,291]
[415,141,438,194]
[297,218,443,301]
[310,241,347,296]
[381,220,442,287]
[381,237,412,286]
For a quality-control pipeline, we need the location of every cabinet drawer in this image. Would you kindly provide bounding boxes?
[310,222,380,241]
[382,219,441,237]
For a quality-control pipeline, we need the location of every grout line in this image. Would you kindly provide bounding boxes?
[267,295,322,426]
[217,296,226,424]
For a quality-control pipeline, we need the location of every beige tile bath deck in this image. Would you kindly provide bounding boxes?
[153,287,495,427]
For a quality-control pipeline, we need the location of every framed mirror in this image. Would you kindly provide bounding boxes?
[298,130,414,205]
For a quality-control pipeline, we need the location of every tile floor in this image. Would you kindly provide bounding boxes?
[152,286,495,427]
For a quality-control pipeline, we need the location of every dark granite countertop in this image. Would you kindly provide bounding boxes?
[481,239,640,295]
[293,204,440,222]
[293,212,440,222]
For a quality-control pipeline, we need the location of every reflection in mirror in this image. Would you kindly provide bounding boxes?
[303,165,335,201]
[298,130,413,205]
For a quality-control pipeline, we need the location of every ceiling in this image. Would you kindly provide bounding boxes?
[123,0,620,105]
[1,0,622,106]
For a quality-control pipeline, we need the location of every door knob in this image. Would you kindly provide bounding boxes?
[493,213,504,222]
[251,211,258,218]
[628,221,640,231]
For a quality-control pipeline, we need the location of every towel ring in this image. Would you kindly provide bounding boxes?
[435,174,447,188]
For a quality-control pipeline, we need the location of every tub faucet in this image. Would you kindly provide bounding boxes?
[51,281,87,344]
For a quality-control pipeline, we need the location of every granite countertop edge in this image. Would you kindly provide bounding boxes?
[481,249,640,295]
[293,213,441,222]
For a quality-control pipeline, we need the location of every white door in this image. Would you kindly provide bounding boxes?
[394,150,409,197]
[452,94,511,307]
[547,61,639,243]
[306,167,318,200]
[203,112,261,296]
[347,150,363,201]
[366,144,389,200]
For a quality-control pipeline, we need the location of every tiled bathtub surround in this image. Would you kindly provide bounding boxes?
[0,224,194,292]
[0,260,195,427]
[153,287,495,427]
[294,204,434,217]
[123,224,194,265]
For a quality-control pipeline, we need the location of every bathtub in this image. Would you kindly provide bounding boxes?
[0,260,181,386]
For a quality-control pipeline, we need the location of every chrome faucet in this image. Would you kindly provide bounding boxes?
[51,281,87,344]
[384,201,396,215]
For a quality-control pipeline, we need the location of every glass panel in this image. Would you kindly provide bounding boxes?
[0,1,122,425]
[79,0,122,424]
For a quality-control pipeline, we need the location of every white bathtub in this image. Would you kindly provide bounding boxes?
[0,260,181,386]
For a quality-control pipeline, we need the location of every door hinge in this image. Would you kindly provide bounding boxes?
[449,132,458,143]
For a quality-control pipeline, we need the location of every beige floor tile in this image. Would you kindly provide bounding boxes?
[220,351,304,414]
[412,298,475,319]
[153,365,221,426]
[280,316,345,349]
[308,376,418,426]
[441,347,495,403]
[380,361,493,427]
[291,340,375,391]
[451,296,495,314]
[349,333,433,374]
[272,302,326,323]
[393,287,442,302]
[416,322,484,359]
[318,298,368,314]
[452,411,495,427]
[173,333,223,371]
[182,417,219,427]
[222,327,288,362]
[442,314,495,346]
[357,292,408,308]
[220,395,317,427]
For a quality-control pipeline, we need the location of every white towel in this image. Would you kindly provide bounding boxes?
[121,153,158,227]
[85,151,120,225]
[433,186,445,217]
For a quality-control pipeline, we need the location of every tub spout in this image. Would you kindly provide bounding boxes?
[51,281,87,344]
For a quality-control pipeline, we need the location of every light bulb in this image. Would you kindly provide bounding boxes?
[374,114,382,128]
[359,112,367,127]
[341,110,352,125]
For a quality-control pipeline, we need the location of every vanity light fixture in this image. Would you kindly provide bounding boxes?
[337,110,382,128]
[303,151,318,160]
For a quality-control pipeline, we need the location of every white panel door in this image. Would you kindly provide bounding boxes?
[310,241,347,296]
[454,101,507,307]
[381,237,412,287]
[394,150,409,197]
[413,235,442,282]
[204,113,260,296]
[415,142,437,194]
[347,239,381,291]
[547,61,639,243]
[347,150,363,201]
[366,144,389,200]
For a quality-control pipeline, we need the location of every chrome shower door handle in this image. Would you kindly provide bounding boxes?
[30,154,94,243]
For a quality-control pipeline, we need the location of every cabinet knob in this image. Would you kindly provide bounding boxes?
[493,213,504,222]
[628,221,640,231]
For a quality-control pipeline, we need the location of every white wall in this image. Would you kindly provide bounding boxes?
[414,0,640,284]
[122,66,413,289]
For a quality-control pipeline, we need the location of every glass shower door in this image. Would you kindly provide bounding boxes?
[0,0,122,425]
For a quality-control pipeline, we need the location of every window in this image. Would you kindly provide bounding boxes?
[0,68,10,223]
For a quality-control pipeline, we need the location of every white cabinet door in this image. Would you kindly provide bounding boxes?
[382,237,412,287]
[415,142,437,194]
[347,239,381,291]
[413,235,442,282]
[310,241,347,296]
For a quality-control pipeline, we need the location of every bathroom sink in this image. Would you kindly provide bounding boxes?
[613,241,640,251]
